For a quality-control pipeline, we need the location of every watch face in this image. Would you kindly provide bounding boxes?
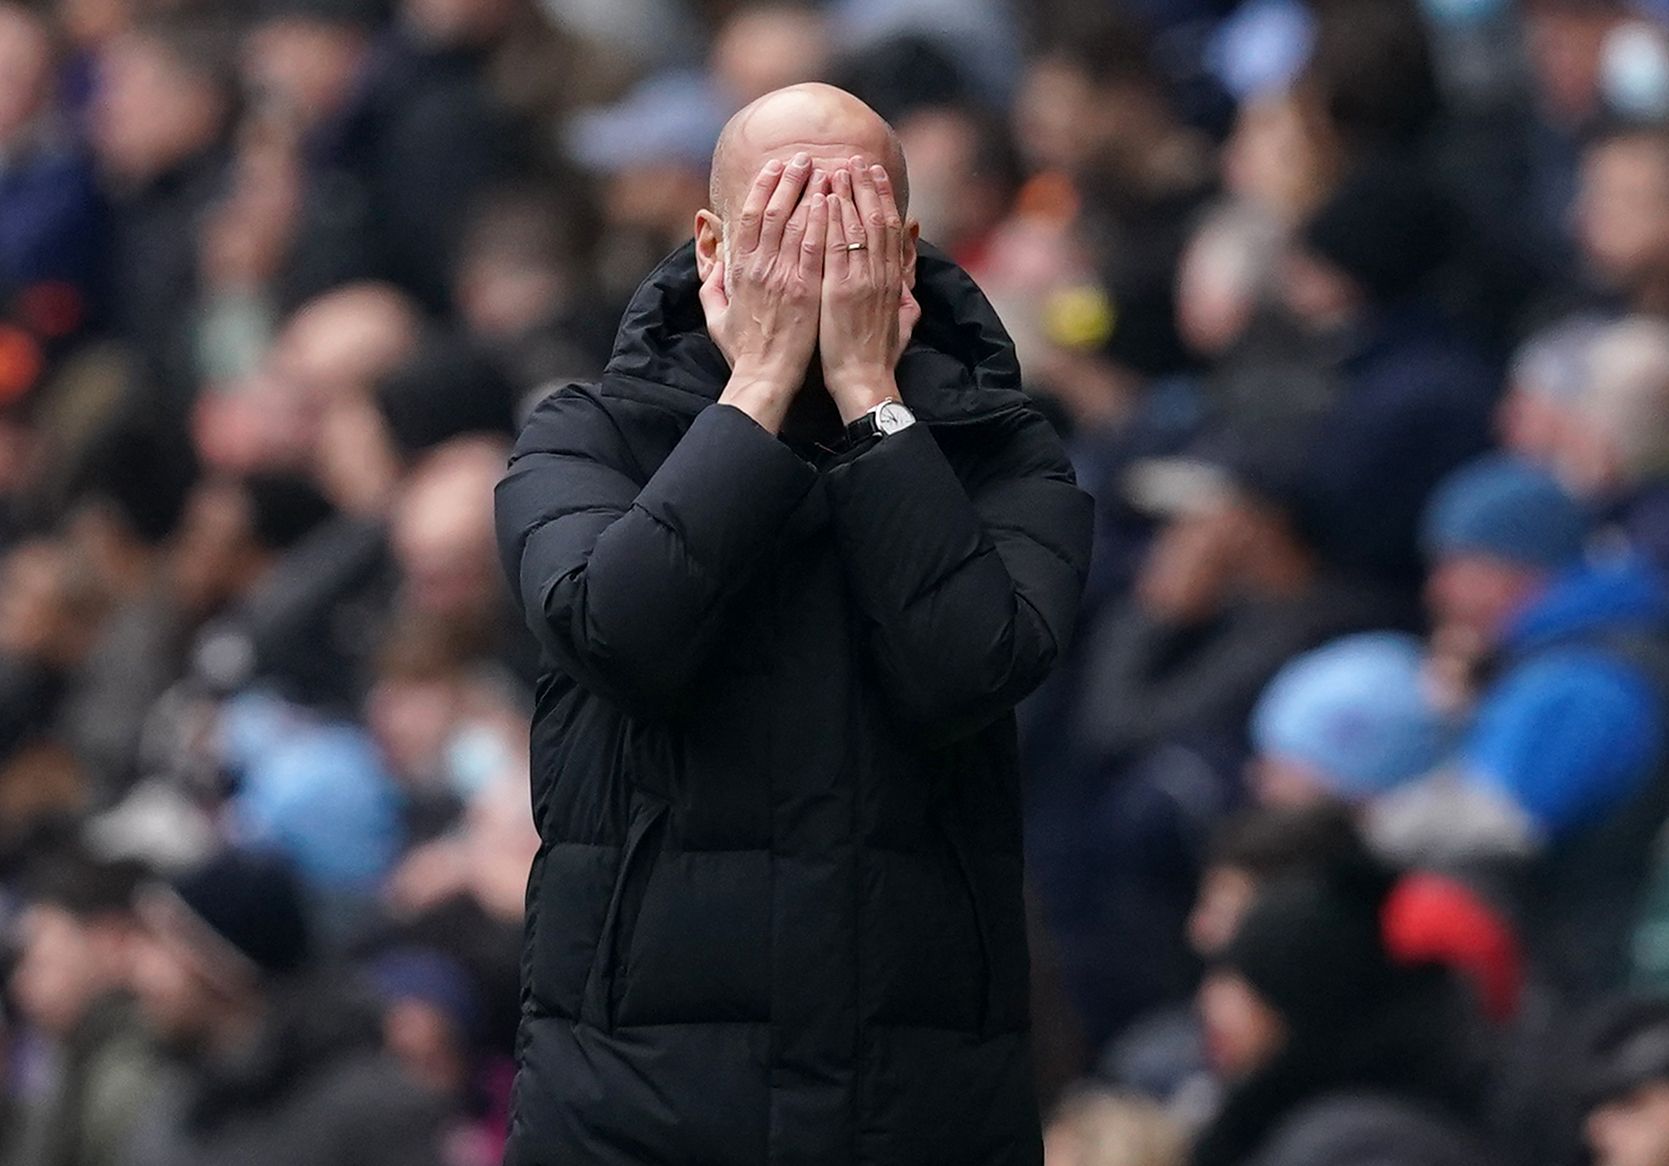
[876,402,914,434]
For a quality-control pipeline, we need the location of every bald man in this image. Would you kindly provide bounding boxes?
[496,84,1092,1165]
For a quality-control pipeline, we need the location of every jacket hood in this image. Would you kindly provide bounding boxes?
[1506,556,1669,653]
[600,240,1031,424]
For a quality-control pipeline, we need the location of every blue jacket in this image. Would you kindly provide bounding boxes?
[0,141,104,307]
[1464,557,1669,838]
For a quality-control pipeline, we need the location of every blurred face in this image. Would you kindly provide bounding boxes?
[1222,92,1334,224]
[402,0,513,48]
[895,108,1012,257]
[129,929,219,1051]
[392,446,507,623]
[1281,249,1362,333]
[1250,755,1336,810]
[9,906,123,1038]
[1588,1083,1669,1166]
[1426,555,1550,645]
[1497,387,1574,465]
[368,676,464,784]
[1188,866,1258,958]
[1200,969,1287,1080]
[170,481,261,617]
[0,6,51,145]
[244,19,366,127]
[0,542,92,665]
[1577,138,1669,291]
[1526,6,1619,126]
[92,36,225,185]
[1013,58,1095,174]
[710,9,829,106]
[57,0,128,45]
[383,998,468,1098]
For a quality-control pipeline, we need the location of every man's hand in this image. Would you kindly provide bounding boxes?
[700,152,829,433]
[820,160,921,424]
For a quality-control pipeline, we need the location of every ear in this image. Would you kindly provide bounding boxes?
[695,210,724,282]
[903,219,921,289]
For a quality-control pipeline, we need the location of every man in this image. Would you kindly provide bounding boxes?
[495,83,1092,1164]
[3,848,160,1166]
[123,848,444,1166]
[89,14,235,410]
[242,0,507,312]
[1376,454,1669,1000]
[1557,316,1669,572]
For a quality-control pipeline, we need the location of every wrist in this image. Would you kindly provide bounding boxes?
[719,366,799,434]
[825,369,898,424]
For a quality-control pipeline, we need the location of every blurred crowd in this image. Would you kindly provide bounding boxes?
[6,0,1669,1163]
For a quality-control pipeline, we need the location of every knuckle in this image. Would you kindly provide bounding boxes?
[885,216,903,233]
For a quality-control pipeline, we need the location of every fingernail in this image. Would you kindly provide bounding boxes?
[765,159,783,174]
[872,165,888,183]
[791,151,810,168]
[812,192,825,208]
[811,168,825,189]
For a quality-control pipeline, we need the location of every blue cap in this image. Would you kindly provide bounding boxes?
[1252,632,1449,799]
[1422,453,1588,570]
[566,71,727,174]
[232,723,405,893]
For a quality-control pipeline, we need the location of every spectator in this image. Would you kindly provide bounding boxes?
[1380,455,1669,1000]
[366,946,499,1166]
[0,2,104,337]
[1248,632,1450,810]
[89,15,235,411]
[125,848,444,1166]
[2,847,161,1166]
[1575,125,1669,317]
[452,182,614,389]
[1558,316,1669,570]
[1497,316,1606,467]
[894,103,1025,281]
[1276,157,1497,584]
[1104,803,1372,1113]
[1192,873,1492,1166]
[242,0,507,312]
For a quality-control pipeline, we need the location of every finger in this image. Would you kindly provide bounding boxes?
[800,190,828,280]
[733,159,784,255]
[779,192,813,264]
[872,164,904,280]
[760,151,812,256]
[834,169,866,251]
[698,254,728,317]
[826,192,851,280]
[851,156,886,269]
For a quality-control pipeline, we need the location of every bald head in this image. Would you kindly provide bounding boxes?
[709,83,908,221]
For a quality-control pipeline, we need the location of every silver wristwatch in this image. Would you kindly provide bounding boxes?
[843,398,917,446]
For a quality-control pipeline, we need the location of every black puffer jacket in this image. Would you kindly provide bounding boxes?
[495,243,1093,1165]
